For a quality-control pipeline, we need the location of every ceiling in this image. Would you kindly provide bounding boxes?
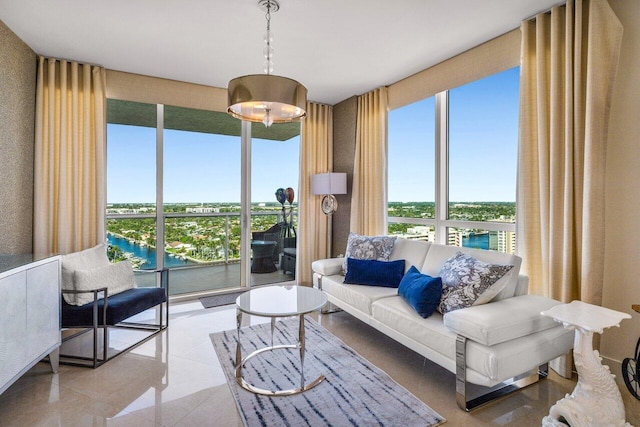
[0,0,560,105]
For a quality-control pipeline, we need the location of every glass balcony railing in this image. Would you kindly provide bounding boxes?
[387,217,516,255]
[106,210,297,296]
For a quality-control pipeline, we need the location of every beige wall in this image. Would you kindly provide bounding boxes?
[0,20,36,254]
[106,70,228,112]
[388,29,520,110]
[601,0,640,367]
[331,96,358,255]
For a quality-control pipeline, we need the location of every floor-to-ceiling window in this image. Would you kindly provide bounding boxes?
[387,96,436,240]
[388,67,519,253]
[106,100,300,296]
[106,101,159,270]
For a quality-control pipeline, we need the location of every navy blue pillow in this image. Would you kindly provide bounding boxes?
[344,258,405,288]
[398,266,443,318]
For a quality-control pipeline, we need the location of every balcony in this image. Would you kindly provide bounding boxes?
[107,209,297,296]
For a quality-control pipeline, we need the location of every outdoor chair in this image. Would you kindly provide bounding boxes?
[252,223,283,262]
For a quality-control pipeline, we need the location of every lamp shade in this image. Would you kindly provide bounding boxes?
[312,173,347,195]
[228,74,307,125]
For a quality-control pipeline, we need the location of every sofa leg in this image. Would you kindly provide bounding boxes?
[321,302,343,315]
[455,335,468,410]
[316,275,343,314]
[456,335,549,411]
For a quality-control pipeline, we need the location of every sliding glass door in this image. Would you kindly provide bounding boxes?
[106,99,299,296]
[250,123,300,286]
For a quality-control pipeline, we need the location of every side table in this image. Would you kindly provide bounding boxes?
[250,240,277,273]
[541,300,631,426]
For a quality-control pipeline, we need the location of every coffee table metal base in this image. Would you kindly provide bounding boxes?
[235,311,325,396]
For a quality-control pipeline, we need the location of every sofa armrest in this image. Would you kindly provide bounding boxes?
[312,258,344,276]
[443,294,563,346]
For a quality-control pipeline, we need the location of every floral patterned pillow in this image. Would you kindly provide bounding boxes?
[437,251,513,315]
[342,232,397,274]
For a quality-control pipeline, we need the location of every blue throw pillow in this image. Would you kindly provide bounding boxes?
[344,258,405,288]
[398,266,443,318]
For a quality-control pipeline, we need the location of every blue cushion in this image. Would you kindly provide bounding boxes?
[398,266,442,318]
[344,258,405,288]
[62,287,167,327]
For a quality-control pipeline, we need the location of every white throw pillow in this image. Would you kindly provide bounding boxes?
[342,232,397,274]
[437,251,513,315]
[61,243,109,305]
[73,260,136,306]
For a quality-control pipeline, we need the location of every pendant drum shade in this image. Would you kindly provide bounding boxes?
[228,74,307,124]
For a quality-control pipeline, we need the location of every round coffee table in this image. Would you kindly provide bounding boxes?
[235,285,328,396]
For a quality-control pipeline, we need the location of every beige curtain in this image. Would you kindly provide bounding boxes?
[350,87,388,236]
[297,102,334,285]
[34,57,107,255]
[517,0,623,305]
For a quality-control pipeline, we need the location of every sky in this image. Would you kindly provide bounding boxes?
[388,66,519,203]
[107,66,518,204]
[107,125,300,204]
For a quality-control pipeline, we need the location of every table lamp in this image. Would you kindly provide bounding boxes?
[312,173,347,215]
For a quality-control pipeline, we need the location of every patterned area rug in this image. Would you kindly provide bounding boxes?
[211,317,446,427]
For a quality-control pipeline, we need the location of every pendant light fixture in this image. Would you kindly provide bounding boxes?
[227,0,307,127]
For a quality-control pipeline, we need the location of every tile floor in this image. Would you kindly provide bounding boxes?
[1,299,639,426]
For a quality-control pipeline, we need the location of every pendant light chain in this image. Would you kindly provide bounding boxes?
[263,1,274,75]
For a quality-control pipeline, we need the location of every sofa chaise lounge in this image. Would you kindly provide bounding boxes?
[312,237,574,411]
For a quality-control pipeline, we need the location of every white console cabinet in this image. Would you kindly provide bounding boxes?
[0,255,61,395]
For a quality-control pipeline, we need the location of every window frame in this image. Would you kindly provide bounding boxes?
[388,77,517,249]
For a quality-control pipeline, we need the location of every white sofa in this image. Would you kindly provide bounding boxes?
[312,238,574,411]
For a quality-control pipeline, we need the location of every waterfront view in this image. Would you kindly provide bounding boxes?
[388,201,516,253]
[107,200,515,270]
[107,202,297,269]
[102,68,519,294]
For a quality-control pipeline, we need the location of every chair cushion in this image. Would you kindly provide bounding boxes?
[344,258,405,288]
[321,275,397,315]
[73,261,135,306]
[312,258,344,276]
[443,294,564,346]
[389,238,431,273]
[62,287,167,327]
[60,243,109,305]
[371,297,454,361]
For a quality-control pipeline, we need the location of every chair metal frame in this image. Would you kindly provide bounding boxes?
[60,269,169,368]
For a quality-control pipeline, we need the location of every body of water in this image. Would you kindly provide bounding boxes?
[107,234,196,269]
[462,233,490,250]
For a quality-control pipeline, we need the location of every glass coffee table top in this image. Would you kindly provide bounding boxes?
[236,284,327,317]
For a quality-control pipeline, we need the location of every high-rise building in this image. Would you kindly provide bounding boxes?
[497,230,516,254]
[448,229,463,247]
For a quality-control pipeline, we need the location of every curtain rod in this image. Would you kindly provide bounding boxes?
[38,55,105,69]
